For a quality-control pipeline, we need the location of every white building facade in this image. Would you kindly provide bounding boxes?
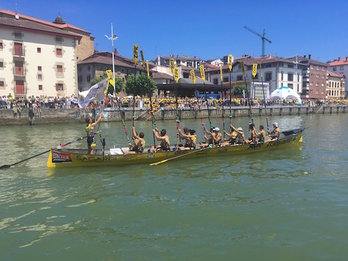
[0,11,81,98]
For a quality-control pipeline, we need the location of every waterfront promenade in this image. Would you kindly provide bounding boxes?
[0,103,346,126]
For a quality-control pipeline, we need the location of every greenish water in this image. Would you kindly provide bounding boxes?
[1,114,348,260]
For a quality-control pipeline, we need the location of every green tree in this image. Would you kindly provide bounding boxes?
[90,74,124,94]
[89,74,107,86]
[125,73,157,97]
[233,85,247,96]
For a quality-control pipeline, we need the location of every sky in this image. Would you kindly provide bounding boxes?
[1,0,348,62]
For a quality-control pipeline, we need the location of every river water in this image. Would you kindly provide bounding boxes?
[0,114,347,260]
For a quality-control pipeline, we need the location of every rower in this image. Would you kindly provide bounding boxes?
[201,127,222,148]
[85,112,103,155]
[177,127,197,150]
[223,124,245,146]
[257,125,266,143]
[151,128,170,152]
[245,123,257,144]
[268,122,280,141]
[124,126,145,154]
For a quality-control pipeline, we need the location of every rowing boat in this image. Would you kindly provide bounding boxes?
[47,128,303,168]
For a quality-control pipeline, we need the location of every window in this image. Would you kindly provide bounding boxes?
[176,60,180,65]
[38,74,42,80]
[288,83,294,89]
[281,72,283,81]
[213,78,218,84]
[237,75,243,81]
[14,42,23,56]
[56,83,64,91]
[38,85,43,90]
[87,75,91,82]
[0,61,3,68]
[333,67,337,71]
[55,37,63,43]
[56,48,62,56]
[288,63,294,68]
[37,47,41,53]
[78,75,83,83]
[38,66,42,71]
[14,32,22,39]
[316,83,319,86]
[223,77,229,82]
[0,42,3,50]
[321,83,324,87]
[265,72,272,81]
[88,66,91,71]
[0,80,4,87]
[310,65,314,69]
[316,74,319,78]
[316,66,319,70]
[288,73,293,81]
[57,65,63,74]
[340,66,344,71]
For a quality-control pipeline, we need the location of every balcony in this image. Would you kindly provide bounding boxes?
[13,48,25,57]
[13,67,26,77]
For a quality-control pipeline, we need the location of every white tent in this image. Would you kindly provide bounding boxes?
[271,86,302,104]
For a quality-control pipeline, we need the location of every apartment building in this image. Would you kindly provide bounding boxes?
[327,71,345,99]
[0,10,94,98]
[328,57,348,97]
[155,55,204,69]
[206,56,305,95]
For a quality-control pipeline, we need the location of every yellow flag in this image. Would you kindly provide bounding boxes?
[146,60,150,79]
[190,69,196,84]
[105,69,114,94]
[133,44,139,65]
[220,65,223,82]
[170,58,175,75]
[200,64,205,82]
[241,61,246,77]
[228,54,233,71]
[252,64,258,78]
[140,50,144,65]
[174,67,179,83]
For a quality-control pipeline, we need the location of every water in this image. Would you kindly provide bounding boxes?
[1,114,348,260]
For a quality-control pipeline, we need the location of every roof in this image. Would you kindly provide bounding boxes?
[201,63,219,69]
[288,56,328,67]
[160,55,203,61]
[329,57,348,66]
[0,10,89,34]
[152,71,173,80]
[327,70,345,78]
[78,52,148,70]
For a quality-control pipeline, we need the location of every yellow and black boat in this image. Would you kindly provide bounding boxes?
[47,128,303,168]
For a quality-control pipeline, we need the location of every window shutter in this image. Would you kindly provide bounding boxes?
[56,83,58,91]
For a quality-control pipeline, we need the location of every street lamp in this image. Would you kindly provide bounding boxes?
[105,23,118,93]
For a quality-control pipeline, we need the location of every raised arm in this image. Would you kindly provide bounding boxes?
[91,112,103,127]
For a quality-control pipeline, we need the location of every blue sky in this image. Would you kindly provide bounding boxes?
[2,0,348,62]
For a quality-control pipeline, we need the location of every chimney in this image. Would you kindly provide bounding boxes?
[308,54,311,60]
[346,57,348,62]
[114,48,117,56]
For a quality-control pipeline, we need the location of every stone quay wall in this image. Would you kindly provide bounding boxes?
[0,105,346,126]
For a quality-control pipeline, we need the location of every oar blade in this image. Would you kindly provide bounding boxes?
[149,159,168,166]
[0,164,11,170]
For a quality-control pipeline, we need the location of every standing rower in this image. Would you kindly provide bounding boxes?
[85,111,103,155]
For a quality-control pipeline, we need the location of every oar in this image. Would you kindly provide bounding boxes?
[149,147,208,166]
[0,136,86,170]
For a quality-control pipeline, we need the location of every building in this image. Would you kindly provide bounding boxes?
[206,56,305,96]
[77,51,149,91]
[327,71,345,99]
[328,57,348,97]
[155,55,204,69]
[0,10,87,98]
[289,55,328,99]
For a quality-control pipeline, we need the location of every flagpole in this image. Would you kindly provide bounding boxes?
[105,23,118,94]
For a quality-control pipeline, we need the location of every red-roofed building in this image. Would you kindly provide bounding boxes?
[77,52,153,91]
[328,57,348,97]
[0,10,94,97]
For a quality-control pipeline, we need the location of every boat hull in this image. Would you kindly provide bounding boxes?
[47,129,303,168]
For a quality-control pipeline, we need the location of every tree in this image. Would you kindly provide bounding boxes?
[89,74,107,86]
[233,85,247,96]
[125,73,157,97]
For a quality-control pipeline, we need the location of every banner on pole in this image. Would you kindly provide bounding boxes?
[241,61,246,77]
[200,64,205,82]
[133,44,139,65]
[140,50,144,65]
[190,69,196,84]
[220,65,223,82]
[146,60,150,79]
[252,64,258,78]
[228,54,233,71]
[170,58,175,75]
[174,67,180,83]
